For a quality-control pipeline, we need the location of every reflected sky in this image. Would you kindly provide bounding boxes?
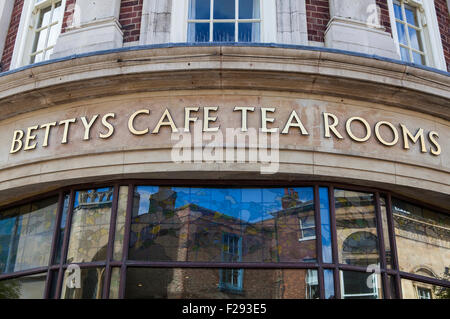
[135,187,314,224]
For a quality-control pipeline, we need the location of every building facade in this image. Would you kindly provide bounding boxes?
[0,0,449,299]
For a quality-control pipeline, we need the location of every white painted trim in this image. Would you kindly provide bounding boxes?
[387,0,446,70]
[171,0,276,43]
[10,0,67,69]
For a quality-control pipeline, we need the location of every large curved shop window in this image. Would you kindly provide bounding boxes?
[0,184,448,299]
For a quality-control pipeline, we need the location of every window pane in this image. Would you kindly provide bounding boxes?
[404,5,417,26]
[396,22,407,45]
[125,268,319,299]
[66,188,113,263]
[54,194,70,264]
[238,22,260,42]
[393,3,403,20]
[0,273,46,299]
[0,197,58,274]
[61,267,105,299]
[412,52,425,65]
[113,186,128,261]
[51,1,62,24]
[324,269,335,299]
[188,0,210,19]
[379,197,393,268]
[239,0,260,19]
[128,187,316,263]
[408,27,422,51]
[401,279,449,299]
[188,22,210,42]
[392,198,450,280]
[47,23,61,48]
[109,267,121,299]
[213,0,235,19]
[213,23,235,41]
[400,46,410,62]
[341,270,383,299]
[319,187,333,263]
[37,6,52,29]
[335,189,379,267]
[32,28,48,55]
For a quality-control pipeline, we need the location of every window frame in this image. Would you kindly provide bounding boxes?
[10,0,66,69]
[387,0,447,70]
[170,0,276,43]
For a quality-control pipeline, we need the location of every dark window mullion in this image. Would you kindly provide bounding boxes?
[374,192,389,299]
[313,185,325,299]
[118,184,134,299]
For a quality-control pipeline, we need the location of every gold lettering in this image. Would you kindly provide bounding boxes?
[40,122,56,147]
[203,107,219,132]
[234,106,255,132]
[281,110,309,135]
[401,125,427,153]
[428,131,441,156]
[80,115,99,141]
[346,117,371,142]
[323,112,343,139]
[59,118,77,144]
[128,109,150,135]
[374,121,399,146]
[100,113,115,139]
[184,107,199,132]
[261,108,277,133]
[24,125,39,151]
[10,130,24,154]
[153,108,178,133]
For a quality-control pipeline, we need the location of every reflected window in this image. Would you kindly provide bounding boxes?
[417,287,432,299]
[401,278,449,299]
[334,189,379,267]
[305,269,319,299]
[0,273,46,299]
[188,0,261,42]
[66,188,113,263]
[341,270,382,299]
[392,198,450,281]
[0,197,58,274]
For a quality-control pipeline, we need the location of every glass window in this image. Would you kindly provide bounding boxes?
[29,0,64,64]
[61,267,105,299]
[66,188,113,263]
[109,267,121,299]
[401,279,449,299]
[128,187,316,263]
[324,269,335,299]
[392,198,450,280]
[0,273,46,299]
[188,0,261,42]
[54,193,69,264]
[379,196,393,268]
[340,270,383,299]
[334,189,379,267]
[393,1,426,65]
[319,187,333,263]
[113,186,128,261]
[0,197,58,274]
[125,268,319,299]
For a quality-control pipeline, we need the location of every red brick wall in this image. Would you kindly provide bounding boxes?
[119,0,143,43]
[1,0,24,72]
[435,0,450,71]
[376,0,392,35]
[61,0,76,34]
[305,0,330,43]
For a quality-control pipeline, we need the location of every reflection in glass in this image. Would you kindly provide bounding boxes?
[0,273,46,299]
[128,187,316,263]
[113,186,128,261]
[125,268,319,299]
[324,269,335,299]
[401,278,449,299]
[335,189,379,267]
[380,197,393,268]
[340,270,383,299]
[109,267,121,299]
[66,188,113,263]
[319,187,332,263]
[61,267,105,299]
[54,194,69,264]
[0,197,58,274]
[392,198,450,281]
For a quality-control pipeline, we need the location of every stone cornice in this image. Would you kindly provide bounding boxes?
[0,45,448,122]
